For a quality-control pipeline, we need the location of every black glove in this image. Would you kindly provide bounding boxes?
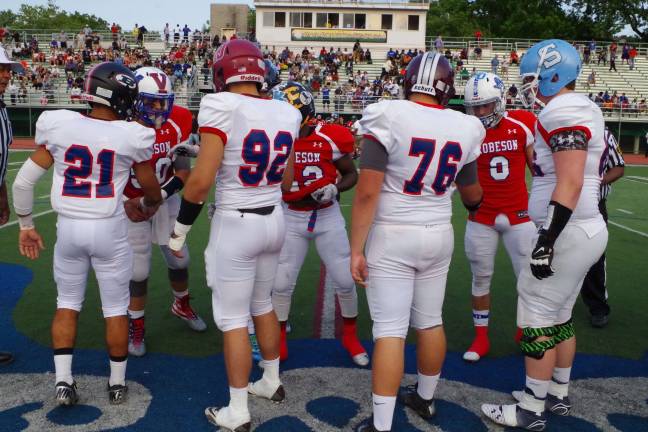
[530,229,555,280]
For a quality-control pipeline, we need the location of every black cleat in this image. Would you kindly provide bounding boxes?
[354,417,390,432]
[107,383,128,405]
[546,393,572,416]
[55,381,79,406]
[398,384,436,419]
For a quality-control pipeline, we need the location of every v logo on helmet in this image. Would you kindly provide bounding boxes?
[538,43,562,69]
[149,73,168,93]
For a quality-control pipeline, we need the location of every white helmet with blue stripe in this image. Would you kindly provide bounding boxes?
[464,72,506,128]
[519,39,581,108]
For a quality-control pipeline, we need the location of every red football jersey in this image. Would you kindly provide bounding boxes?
[470,110,536,226]
[283,123,354,210]
[124,105,193,199]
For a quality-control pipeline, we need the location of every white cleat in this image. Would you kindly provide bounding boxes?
[462,351,481,362]
[352,352,370,367]
[248,378,286,403]
[481,403,547,431]
[204,406,251,432]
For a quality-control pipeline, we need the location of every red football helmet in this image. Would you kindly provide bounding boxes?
[404,51,456,105]
[212,39,266,93]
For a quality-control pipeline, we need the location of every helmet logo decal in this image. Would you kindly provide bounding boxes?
[493,76,504,90]
[115,73,136,89]
[148,72,168,93]
[538,43,562,69]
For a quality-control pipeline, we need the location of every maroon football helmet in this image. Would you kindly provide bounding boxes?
[403,52,456,105]
[212,39,266,93]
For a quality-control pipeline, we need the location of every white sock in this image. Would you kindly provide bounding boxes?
[173,289,189,299]
[472,309,489,327]
[261,357,280,383]
[54,354,73,385]
[109,358,127,386]
[229,386,248,413]
[525,375,549,399]
[552,366,571,384]
[128,309,144,319]
[417,371,440,400]
[372,393,396,431]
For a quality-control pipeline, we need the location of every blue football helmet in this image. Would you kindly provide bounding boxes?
[519,39,581,108]
[271,81,315,126]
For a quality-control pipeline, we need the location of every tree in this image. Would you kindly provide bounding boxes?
[0,0,108,31]
[248,9,256,33]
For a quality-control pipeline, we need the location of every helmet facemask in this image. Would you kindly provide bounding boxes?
[465,99,504,129]
[135,93,174,129]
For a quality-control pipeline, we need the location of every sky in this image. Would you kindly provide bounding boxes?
[3,0,253,31]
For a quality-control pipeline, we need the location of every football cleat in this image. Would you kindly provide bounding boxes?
[354,417,390,432]
[128,316,146,357]
[352,352,370,367]
[398,384,436,419]
[249,333,262,363]
[108,383,128,405]
[204,406,251,432]
[248,378,285,403]
[55,381,79,406]
[171,295,207,332]
[512,390,572,416]
[481,403,547,431]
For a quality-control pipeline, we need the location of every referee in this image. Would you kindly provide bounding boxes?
[0,46,24,365]
[580,128,625,328]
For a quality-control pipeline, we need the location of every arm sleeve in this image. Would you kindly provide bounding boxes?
[356,102,392,153]
[197,94,233,145]
[359,137,388,172]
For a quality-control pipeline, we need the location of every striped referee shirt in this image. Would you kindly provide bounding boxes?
[0,99,13,187]
[600,128,625,200]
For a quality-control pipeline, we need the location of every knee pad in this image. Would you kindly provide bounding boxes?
[214,315,249,333]
[554,319,575,344]
[335,289,358,318]
[131,250,152,282]
[520,326,557,359]
[471,274,492,297]
[129,279,148,297]
[168,268,188,283]
[160,244,190,270]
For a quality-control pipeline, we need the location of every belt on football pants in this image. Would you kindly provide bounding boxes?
[307,209,318,232]
[237,205,275,216]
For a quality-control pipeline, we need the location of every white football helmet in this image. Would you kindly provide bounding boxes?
[134,66,174,129]
[464,72,506,129]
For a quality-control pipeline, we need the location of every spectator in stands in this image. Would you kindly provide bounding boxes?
[174,24,181,43]
[609,41,617,58]
[609,52,617,72]
[586,70,596,89]
[589,39,597,56]
[474,29,482,43]
[59,31,68,49]
[621,42,629,65]
[500,57,509,77]
[597,48,607,65]
[629,46,637,70]
[182,25,191,43]
[459,66,470,81]
[510,49,519,65]
[7,79,18,105]
[163,23,170,46]
[474,45,482,60]
[490,54,499,74]
[583,44,591,64]
[619,92,629,106]
[365,48,372,64]
[434,35,443,53]
[507,83,518,101]
[83,24,91,37]
[594,92,603,104]
[111,23,119,40]
[137,25,148,46]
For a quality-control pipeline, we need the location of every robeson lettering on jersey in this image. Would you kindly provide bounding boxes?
[481,140,519,154]
[153,142,171,155]
[295,152,321,164]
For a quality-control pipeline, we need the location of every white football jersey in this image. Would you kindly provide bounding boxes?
[198,92,302,210]
[35,110,154,219]
[530,93,606,229]
[357,100,484,225]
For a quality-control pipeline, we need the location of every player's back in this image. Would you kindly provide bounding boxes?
[36,110,154,219]
[358,99,484,225]
[198,92,302,210]
[530,93,605,226]
[473,110,535,224]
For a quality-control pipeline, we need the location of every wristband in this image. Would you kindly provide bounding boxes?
[17,214,34,230]
[161,176,184,200]
[177,198,204,225]
[542,200,573,244]
[168,221,192,252]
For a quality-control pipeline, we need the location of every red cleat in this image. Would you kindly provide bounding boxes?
[341,317,369,367]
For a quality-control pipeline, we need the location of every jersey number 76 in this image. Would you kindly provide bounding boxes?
[403,138,462,195]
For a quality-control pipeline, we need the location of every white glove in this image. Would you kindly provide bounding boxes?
[168,221,191,252]
[169,143,200,158]
[311,183,338,204]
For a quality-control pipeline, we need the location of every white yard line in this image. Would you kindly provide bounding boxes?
[621,177,648,185]
[609,220,648,239]
[8,161,24,166]
[627,175,648,181]
[37,194,50,200]
[617,209,633,215]
[0,209,55,230]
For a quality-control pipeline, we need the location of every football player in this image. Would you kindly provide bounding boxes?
[462,72,537,362]
[12,62,162,406]
[167,40,302,432]
[351,52,484,432]
[271,81,369,366]
[482,39,608,431]
[123,67,207,358]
